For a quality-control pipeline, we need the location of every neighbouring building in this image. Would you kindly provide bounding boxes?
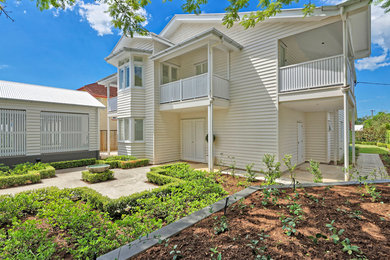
[78,81,118,152]
[0,80,104,166]
[102,0,371,180]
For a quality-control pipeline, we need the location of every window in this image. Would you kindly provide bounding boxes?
[161,63,179,84]
[125,66,130,88]
[195,62,208,75]
[119,68,124,90]
[134,119,144,141]
[40,112,89,153]
[0,109,26,157]
[279,45,286,67]
[133,56,143,87]
[118,118,130,141]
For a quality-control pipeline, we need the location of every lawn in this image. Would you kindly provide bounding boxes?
[136,184,390,259]
[355,144,389,155]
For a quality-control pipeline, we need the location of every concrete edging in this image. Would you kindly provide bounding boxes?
[97,179,390,260]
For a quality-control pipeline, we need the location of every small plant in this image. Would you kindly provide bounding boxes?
[260,154,281,185]
[326,220,344,244]
[210,247,222,260]
[287,202,303,217]
[261,188,279,206]
[283,154,297,190]
[279,215,299,236]
[169,244,182,260]
[308,233,327,244]
[227,155,237,177]
[307,160,322,183]
[364,183,381,202]
[214,216,229,235]
[341,238,362,256]
[246,163,258,182]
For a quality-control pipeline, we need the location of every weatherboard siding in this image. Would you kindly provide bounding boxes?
[305,112,328,163]
[0,99,99,156]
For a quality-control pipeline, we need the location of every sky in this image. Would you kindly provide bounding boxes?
[0,0,390,117]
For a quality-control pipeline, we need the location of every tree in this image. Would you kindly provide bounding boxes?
[356,112,390,143]
[1,0,388,36]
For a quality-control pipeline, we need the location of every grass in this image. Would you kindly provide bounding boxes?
[355,144,389,155]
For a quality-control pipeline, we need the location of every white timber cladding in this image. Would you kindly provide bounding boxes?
[40,112,89,153]
[0,99,99,156]
[0,109,26,157]
[154,17,342,170]
[278,106,305,168]
[305,112,328,163]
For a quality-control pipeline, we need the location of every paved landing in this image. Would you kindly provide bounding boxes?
[356,153,388,180]
[0,166,157,199]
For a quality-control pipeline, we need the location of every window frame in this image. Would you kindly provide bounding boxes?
[117,117,144,143]
[195,61,208,75]
[133,56,144,88]
[161,63,180,84]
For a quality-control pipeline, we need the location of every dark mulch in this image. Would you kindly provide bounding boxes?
[215,173,263,195]
[134,183,390,260]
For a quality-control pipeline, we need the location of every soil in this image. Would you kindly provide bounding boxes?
[134,183,390,260]
[214,173,263,195]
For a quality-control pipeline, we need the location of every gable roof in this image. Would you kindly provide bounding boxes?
[78,82,117,98]
[0,80,105,108]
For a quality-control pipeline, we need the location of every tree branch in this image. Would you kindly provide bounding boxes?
[0,5,15,22]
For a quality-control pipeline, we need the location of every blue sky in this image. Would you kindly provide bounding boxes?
[0,0,389,117]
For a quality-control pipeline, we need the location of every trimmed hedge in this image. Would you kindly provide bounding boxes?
[120,159,150,169]
[81,170,114,183]
[0,172,41,189]
[146,171,184,186]
[96,160,122,169]
[377,142,388,148]
[37,166,56,179]
[49,158,96,169]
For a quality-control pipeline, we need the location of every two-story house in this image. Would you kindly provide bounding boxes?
[100,0,371,180]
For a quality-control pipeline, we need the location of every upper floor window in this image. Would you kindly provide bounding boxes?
[161,63,179,84]
[195,62,208,75]
[134,56,143,87]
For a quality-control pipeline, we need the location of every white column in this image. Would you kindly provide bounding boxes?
[352,108,356,165]
[334,111,338,166]
[106,84,111,156]
[343,89,349,181]
[208,43,214,172]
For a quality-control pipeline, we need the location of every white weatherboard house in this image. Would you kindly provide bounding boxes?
[101,0,371,180]
[0,80,104,166]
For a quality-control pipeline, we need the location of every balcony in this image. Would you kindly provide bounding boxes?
[160,73,229,109]
[279,55,355,93]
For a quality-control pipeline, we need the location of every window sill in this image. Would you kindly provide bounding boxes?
[118,140,145,144]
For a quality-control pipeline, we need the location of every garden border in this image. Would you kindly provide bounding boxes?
[97,179,390,260]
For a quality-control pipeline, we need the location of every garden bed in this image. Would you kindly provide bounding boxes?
[135,183,390,259]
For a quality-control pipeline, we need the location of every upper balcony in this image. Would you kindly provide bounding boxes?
[278,21,357,97]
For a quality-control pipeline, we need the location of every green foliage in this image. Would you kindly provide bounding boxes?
[283,154,297,189]
[120,159,150,169]
[356,112,390,143]
[81,170,114,183]
[0,219,57,259]
[49,158,96,169]
[326,220,344,244]
[0,171,41,189]
[260,154,281,185]
[106,155,137,161]
[245,163,257,182]
[341,238,361,255]
[307,160,323,183]
[214,215,229,235]
[146,171,184,185]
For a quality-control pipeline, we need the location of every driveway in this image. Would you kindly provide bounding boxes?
[0,166,157,199]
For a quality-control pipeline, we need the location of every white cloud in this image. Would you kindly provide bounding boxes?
[0,65,9,69]
[355,5,390,70]
[78,1,113,36]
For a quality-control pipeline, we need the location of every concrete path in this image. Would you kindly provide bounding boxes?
[0,166,157,199]
[356,153,388,179]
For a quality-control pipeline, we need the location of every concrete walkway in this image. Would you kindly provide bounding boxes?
[356,153,388,179]
[0,166,157,199]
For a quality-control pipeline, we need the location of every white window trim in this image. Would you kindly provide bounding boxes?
[194,61,208,75]
[133,56,144,88]
[161,63,180,84]
[133,118,144,142]
[117,117,145,143]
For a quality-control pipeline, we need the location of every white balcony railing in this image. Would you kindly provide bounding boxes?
[160,73,229,104]
[279,55,346,92]
[108,97,117,112]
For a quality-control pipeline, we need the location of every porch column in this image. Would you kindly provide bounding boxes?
[334,111,338,166]
[352,108,356,165]
[106,84,111,156]
[208,42,214,172]
[342,89,349,181]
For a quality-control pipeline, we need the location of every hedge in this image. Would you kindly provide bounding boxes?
[377,142,388,148]
[0,172,41,189]
[37,166,56,179]
[96,160,122,169]
[49,158,96,169]
[120,159,150,169]
[81,170,114,183]
[146,171,184,186]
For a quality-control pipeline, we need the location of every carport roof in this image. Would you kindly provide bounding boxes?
[0,80,105,108]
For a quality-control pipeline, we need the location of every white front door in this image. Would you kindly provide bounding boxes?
[297,122,304,164]
[182,119,205,162]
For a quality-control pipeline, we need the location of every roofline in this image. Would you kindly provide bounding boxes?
[150,32,175,46]
[159,0,366,37]
[97,73,117,84]
[105,47,153,62]
[151,28,243,60]
[107,34,153,59]
[0,96,105,108]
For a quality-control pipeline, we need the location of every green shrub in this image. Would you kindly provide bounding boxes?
[106,155,137,161]
[355,141,362,144]
[361,141,377,145]
[0,219,57,259]
[69,187,111,211]
[260,154,281,185]
[49,158,96,169]
[0,172,41,189]
[377,142,387,148]
[120,159,150,169]
[0,163,10,172]
[147,171,184,185]
[307,160,323,183]
[82,170,114,183]
[37,166,56,179]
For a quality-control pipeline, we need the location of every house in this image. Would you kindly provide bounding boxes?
[78,81,118,153]
[102,0,371,180]
[0,80,105,166]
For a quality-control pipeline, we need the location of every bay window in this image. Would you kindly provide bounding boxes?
[118,118,144,142]
[118,56,144,90]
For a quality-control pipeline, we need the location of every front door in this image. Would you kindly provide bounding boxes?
[297,122,304,164]
[182,119,205,162]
